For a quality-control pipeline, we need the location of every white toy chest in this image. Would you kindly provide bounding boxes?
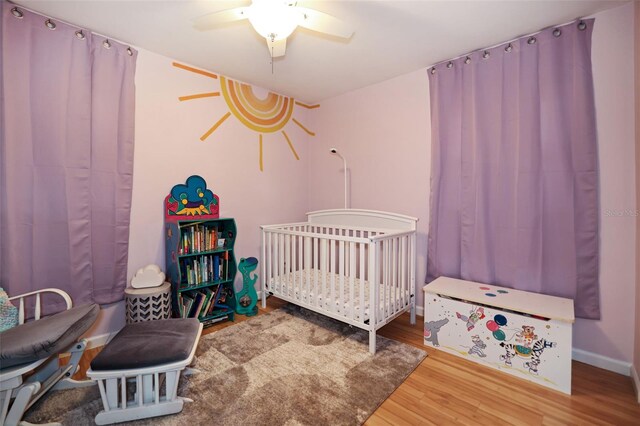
[423,277,574,394]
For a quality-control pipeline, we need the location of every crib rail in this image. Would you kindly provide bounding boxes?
[261,223,416,331]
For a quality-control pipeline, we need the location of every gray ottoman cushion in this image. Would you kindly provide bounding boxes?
[0,303,100,369]
[90,318,201,371]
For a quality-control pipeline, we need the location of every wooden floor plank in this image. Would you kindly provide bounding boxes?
[61,298,640,425]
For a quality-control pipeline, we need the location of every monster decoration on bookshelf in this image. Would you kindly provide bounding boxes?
[165,175,219,220]
[235,257,259,316]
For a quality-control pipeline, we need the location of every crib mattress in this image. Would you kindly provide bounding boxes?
[267,269,409,321]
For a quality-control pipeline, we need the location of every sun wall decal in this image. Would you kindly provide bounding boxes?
[173,62,318,172]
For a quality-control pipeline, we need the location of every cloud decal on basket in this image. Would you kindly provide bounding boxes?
[131,264,166,289]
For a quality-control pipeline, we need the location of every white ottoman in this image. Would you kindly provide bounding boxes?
[87,318,202,424]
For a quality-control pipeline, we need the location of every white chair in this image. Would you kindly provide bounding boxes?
[0,289,99,426]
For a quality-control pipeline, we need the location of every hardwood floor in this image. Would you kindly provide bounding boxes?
[63,298,640,425]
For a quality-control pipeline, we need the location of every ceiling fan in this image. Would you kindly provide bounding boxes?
[194,0,354,58]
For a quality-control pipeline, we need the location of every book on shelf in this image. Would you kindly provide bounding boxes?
[181,294,194,319]
[178,223,220,255]
[199,287,215,319]
[178,284,234,320]
[190,292,206,318]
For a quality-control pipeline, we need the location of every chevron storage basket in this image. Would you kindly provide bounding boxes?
[125,282,172,324]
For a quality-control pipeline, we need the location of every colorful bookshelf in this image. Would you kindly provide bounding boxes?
[164,175,236,326]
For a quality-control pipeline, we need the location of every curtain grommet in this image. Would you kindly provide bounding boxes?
[578,21,587,31]
[127,47,133,56]
[446,61,453,69]
[464,56,471,65]
[75,30,85,40]
[553,28,562,37]
[11,7,24,18]
[430,67,436,75]
[103,39,112,49]
[504,43,513,53]
[482,50,490,59]
[527,36,536,45]
[45,19,56,30]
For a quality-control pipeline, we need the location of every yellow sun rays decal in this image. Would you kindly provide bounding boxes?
[173,62,318,172]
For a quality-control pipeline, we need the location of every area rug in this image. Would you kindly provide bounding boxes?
[25,305,426,425]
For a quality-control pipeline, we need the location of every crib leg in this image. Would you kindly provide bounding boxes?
[369,331,376,355]
[261,292,266,309]
[410,299,416,325]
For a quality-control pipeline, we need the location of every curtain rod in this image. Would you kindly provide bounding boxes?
[7,1,135,49]
[427,17,586,69]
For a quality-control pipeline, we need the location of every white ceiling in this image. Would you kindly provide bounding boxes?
[13,0,626,103]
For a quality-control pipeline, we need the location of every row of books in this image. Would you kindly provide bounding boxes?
[178,285,233,319]
[180,253,230,287]
[178,223,222,255]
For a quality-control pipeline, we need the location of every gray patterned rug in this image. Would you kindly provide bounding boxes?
[25,305,426,425]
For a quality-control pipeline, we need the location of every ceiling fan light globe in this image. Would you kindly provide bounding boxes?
[247,1,300,41]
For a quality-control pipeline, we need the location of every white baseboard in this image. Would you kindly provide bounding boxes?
[572,348,632,376]
[416,305,424,318]
[631,365,640,403]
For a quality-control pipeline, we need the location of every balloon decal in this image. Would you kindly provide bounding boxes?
[487,314,508,340]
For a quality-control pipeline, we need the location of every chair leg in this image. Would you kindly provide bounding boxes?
[3,383,40,426]
[1,389,12,426]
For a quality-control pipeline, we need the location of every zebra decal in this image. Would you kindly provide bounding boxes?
[500,338,556,373]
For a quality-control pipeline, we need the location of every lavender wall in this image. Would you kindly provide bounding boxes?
[84,47,312,338]
[306,68,430,308]
[307,3,636,364]
[572,2,635,364]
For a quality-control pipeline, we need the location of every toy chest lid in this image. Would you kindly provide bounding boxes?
[424,277,575,323]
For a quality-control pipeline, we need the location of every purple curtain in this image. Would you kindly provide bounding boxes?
[0,1,136,312]
[426,19,600,319]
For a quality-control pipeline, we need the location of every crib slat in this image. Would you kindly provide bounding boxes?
[400,236,406,308]
[339,240,345,315]
[321,237,327,309]
[392,237,398,315]
[330,235,336,312]
[360,242,365,321]
[383,241,388,321]
[411,233,416,308]
[266,232,271,294]
[349,241,356,320]
[292,230,297,299]
[304,237,312,305]
[300,234,305,303]
[370,242,378,326]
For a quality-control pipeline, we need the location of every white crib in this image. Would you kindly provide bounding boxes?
[261,209,418,354]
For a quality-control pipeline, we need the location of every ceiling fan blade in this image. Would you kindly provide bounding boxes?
[193,7,248,31]
[296,7,353,39]
[266,37,287,58]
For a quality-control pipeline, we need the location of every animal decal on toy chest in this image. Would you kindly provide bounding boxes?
[424,278,574,395]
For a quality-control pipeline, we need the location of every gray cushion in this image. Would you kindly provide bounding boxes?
[0,303,100,369]
[90,318,201,371]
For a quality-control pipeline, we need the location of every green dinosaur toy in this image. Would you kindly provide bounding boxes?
[235,257,259,316]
